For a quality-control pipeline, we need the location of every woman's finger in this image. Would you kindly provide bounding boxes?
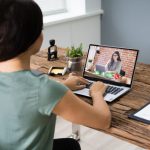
[78,77,89,84]
[76,85,86,90]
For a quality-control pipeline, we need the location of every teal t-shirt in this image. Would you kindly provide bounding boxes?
[0,70,68,150]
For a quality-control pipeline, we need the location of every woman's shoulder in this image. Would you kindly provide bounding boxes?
[117,61,122,65]
[30,70,45,77]
[37,72,69,116]
[38,73,68,92]
[29,69,68,95]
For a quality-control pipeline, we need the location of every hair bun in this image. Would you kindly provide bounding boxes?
[0,0,15,23]
[0,0,14,14]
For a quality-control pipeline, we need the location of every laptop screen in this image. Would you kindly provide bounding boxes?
[83,45,138,86]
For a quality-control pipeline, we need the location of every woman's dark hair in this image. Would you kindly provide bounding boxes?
[0,0,43,61]
[112,51,121,62]
[109,51,121,67]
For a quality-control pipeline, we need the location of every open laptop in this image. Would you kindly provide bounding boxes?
[96,64,106,72]
[74,44,139,102]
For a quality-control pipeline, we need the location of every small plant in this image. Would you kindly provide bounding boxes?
[66,43,83,58]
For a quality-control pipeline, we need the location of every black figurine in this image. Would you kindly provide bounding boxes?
[48,39,57,61]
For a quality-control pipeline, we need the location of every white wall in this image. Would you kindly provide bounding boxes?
[41,0,102,51]
[42,15,101,51]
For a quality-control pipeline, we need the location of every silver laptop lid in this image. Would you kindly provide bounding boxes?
[83,44,139,88]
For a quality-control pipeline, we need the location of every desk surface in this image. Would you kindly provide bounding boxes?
[31,49,150,149]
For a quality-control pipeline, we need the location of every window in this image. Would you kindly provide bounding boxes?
[35,0,67,16]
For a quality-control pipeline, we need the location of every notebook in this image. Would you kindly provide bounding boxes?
[128,103,150,124]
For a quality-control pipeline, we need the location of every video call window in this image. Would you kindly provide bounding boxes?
[85,46,138,85]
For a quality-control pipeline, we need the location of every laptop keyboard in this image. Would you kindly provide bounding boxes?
[86,82,124,96]
[105,86,124,95]
[86,82,93,88]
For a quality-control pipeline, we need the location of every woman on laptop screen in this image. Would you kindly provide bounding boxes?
[84,44,139,86]
[105,51,122,74]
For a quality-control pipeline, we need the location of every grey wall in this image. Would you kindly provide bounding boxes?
[101,0,150,64]
[86,0,101,12]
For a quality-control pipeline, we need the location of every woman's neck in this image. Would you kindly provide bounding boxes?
[0,54,31,73]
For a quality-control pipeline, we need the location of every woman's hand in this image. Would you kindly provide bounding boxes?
[63,73,89,91]
[90,81,107,98]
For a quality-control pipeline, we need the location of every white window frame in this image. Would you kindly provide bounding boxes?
[35,0,67,16]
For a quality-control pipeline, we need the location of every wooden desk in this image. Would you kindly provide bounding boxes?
[31,49,150,149]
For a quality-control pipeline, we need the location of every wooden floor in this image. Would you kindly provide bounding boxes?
[54,117,145,150]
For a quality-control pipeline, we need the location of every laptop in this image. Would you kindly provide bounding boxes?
[96,64,106,72]
[74,44,139,102]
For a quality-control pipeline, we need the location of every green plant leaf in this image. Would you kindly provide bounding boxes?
[66,43,83,58]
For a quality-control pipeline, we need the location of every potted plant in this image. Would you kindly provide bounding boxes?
[66,43,83,72]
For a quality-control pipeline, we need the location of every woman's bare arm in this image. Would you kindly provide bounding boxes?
[52,82,111,130]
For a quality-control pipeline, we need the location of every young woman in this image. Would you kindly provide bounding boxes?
[105,51,122,74]
[0,0,111,150]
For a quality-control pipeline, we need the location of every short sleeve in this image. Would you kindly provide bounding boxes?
[38,75,69,116]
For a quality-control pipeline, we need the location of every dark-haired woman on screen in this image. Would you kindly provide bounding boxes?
[0,0,111,150]
[105,51,122,74]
